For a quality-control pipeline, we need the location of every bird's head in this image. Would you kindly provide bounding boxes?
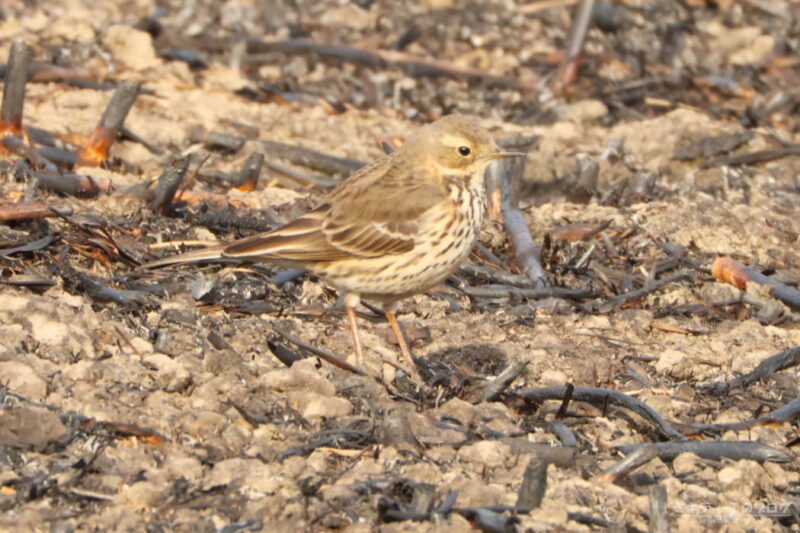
[401,114,523,177]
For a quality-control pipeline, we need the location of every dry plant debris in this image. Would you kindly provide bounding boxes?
[1,1,799,531]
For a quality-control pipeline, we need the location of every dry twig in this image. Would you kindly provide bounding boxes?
[683,397,800,435]
[521,385,685,440]
[146,157,190,213]
[234,152,263,192]
[712,255,800,311]
[700,346,800,395]
[260,139,364,176]
[496,150,548,287]
[597,270,695,312]
[616,440,794,463]
[272,325,365,376]
[648,484,669,533]
[74,81,140,168]
[475,361,528,403]
[247,38,535,92]
[556,0,597,91]
[594,444,658,483]
[0,40,31,141]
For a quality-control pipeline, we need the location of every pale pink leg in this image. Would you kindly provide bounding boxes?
[385,311,421,380]
[344,293,365,368]
[345,305,364,368]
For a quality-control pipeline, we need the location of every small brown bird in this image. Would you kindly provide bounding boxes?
[144,115,522,377]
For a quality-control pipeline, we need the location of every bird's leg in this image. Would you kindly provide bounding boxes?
[384,309,422,380]
[344,294,364,368]
[345,306,365,368]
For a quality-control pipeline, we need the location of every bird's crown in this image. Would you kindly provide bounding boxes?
[400,114,499,172]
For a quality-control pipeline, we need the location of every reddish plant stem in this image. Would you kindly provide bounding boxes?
[234,152,263,192]
[0,201,72,221]
[712,256,800,311]
[74,81,140,168]
[0,40,32,141]
[556,0,597,91]
[499,151,548,287]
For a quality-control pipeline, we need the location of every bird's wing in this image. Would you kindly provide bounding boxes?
[222,155,448,261]
[141,244,227,269]
[222,206,350,262]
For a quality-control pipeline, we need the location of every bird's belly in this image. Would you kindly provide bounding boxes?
[314,189,484,303]
[318,225,477,302]
[319,253,463,301]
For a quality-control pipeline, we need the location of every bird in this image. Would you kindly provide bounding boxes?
[143,114,523,379]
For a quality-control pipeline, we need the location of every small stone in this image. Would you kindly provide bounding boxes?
[203,347,241,375]
[527,499,569,527]
[716,460,764,500]
[282,456,311,480]
[320,484,358,506]
[0,470,19,485]
[457,440,512,469]
[102,25,159,71]
[730,35,775,66]
[762,462,790,491]
[672,452,700,476]
[262,360,336,396]
[563,99,609,123]
[48,18,95,42]
[203,458,250,490]
[319,4,374,28]
[675,513,703,532]
[446,476,507,507]
[287,391,353,419]
[718,465,742,486]
[0,406,68,451]
[426,446,456,463]
[144,353,192,393]
[540,369,568,387]
[655,349,694,380]
[421,0,454,9]
[0,294,30,312]
[163,450,204,482]
[129,336,154,354]
[0,361,47,400]
[436,397,480,426]
[27,312,69,345]
[203,458,283,495]
[180,410,229,438]
[113,481,166,508]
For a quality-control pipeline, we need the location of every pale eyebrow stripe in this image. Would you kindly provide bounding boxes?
[440,133,466,147]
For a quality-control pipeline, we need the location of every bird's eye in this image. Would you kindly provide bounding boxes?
[458,146,471,157]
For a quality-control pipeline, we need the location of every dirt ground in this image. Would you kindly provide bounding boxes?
[1,1,800,532]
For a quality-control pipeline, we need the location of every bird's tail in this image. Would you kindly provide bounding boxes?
[141,244,227,269]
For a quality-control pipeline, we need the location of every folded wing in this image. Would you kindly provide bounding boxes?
[222,155,447,263]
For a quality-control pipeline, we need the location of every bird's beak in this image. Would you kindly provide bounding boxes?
[482,150,526,161]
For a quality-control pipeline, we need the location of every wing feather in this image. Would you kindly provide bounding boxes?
[218,153,448,263]
[319,155,447,258]
[221,208,351,262]
[144,136,454,271]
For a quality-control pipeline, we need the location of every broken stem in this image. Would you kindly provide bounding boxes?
[0,40,32,140]
[75,81,140,168]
